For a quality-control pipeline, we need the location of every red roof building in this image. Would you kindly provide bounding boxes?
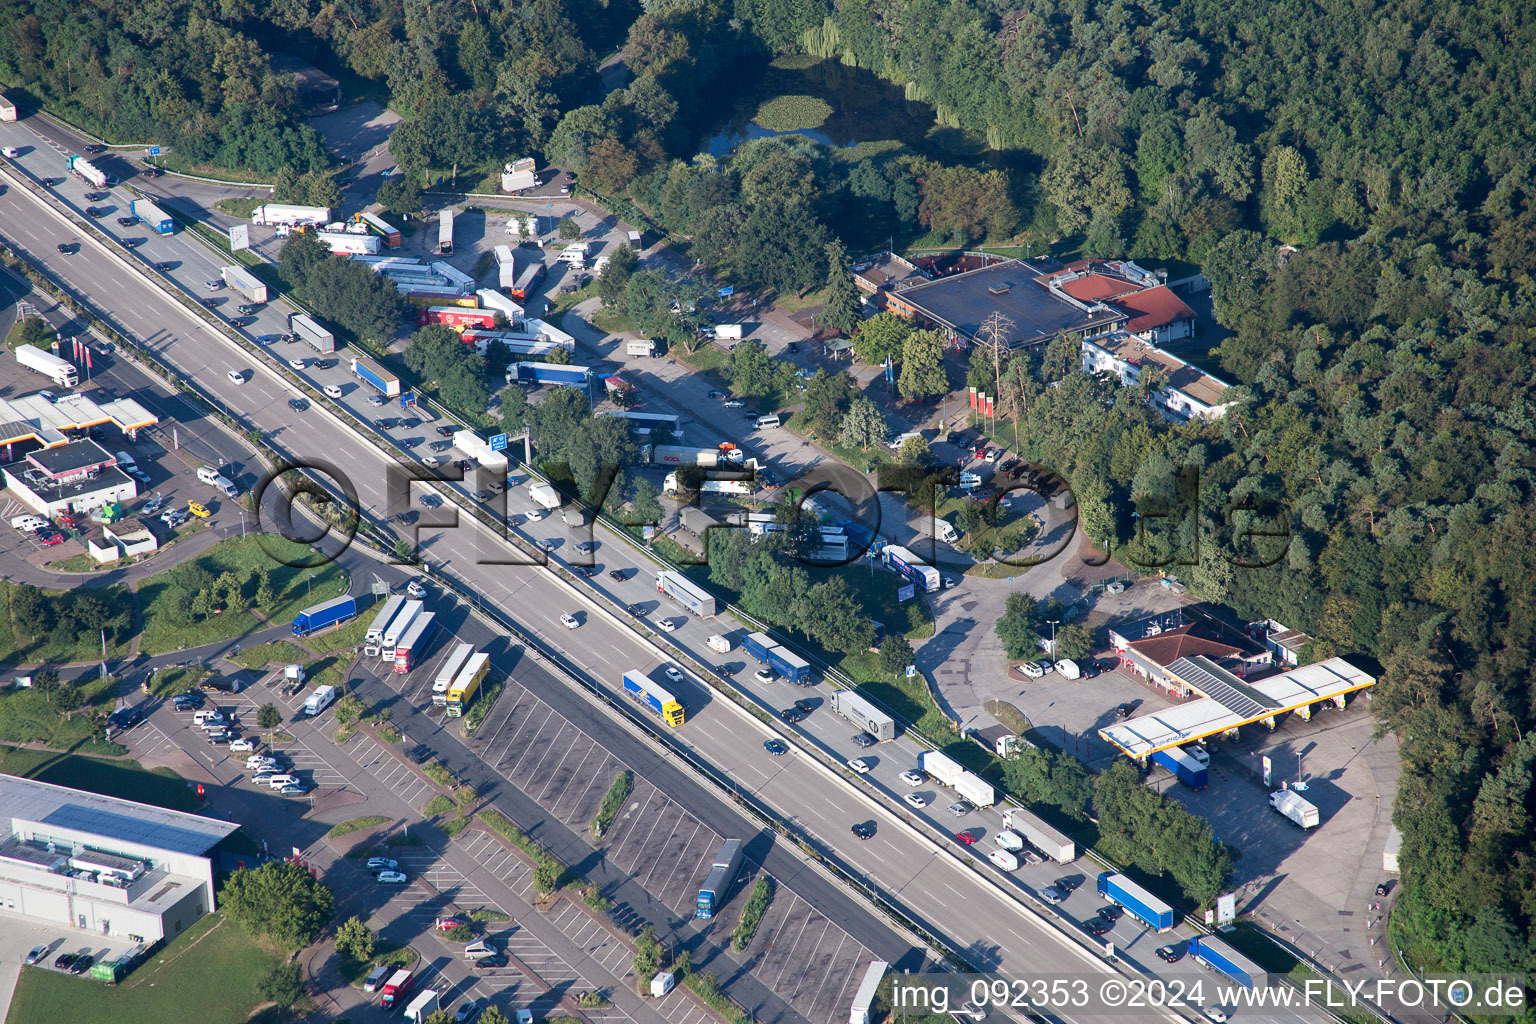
[1111,285,1196,344]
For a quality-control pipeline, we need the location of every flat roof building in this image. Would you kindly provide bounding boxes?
[1081,331,1238,422]
[886,258,1127,348]
[2,438,137,516]
[0,774,240,944]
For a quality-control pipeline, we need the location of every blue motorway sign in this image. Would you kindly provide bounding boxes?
[148,146,162,156]
[488,433,508,452]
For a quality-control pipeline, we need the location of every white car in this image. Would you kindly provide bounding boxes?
[847,758,872,774]
[664,666,683,683]
[376,870,408,884]
[657,618,678,632]
[422,455,440,467]
[226,370,246,384]
[1202,1008,1229,1023]
[525,508,545,521]
[900,769,925,787]
[753,669,775,684]
[1020,660,1046,678]
[323,384,343,399]
[229,738,256,753]
[246,756,277,769]
[560,613,579,629]
[904,792,929,808]
[288,358,307,370]
[407,580,427,599]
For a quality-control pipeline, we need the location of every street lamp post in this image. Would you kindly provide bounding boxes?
[1048,619,1059,657]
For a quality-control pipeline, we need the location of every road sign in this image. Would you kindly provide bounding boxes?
[488,433,508,452]
[148,146,161,157]
[228,224,249,252]
[905,665,916,678]
[718,286,734,297]
[898,584,915,602]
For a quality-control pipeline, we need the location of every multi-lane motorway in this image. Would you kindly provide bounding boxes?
[0,118,1323,1024]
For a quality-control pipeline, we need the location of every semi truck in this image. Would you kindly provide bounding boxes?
[351,355,401,397]
[289,313,337,353]
[765,646,811,684]
[418,305,499,330]
[528,481,562,510]
[850,962,888,1024]
[655,570,717,618]
[392,612,438,673]
[831,689,896,741]
[695,838,744,919]
[916,515,959,544]
[315,230,381,255]
[379,968,416,1010]
[446,652,490,717]
[957,774,996,807]
[621,670,684,727]
[1191,933,1263,989]
[292,595,357,637]
[365,595,407,647]
[221,265,268,303]
[130,198,174,234]
[355,211,402,248]
[743,632,778,663]
[643,445,743,467]
[663,471,756,497]
[1152,746,1209,789]
[380,600,425,659]
[919,750,963,787]
[476,288,524,321]
[882,544,941,593]
[432,643,476,707]
[65,154,109,188]
[303,684,338,717]
[15,344,78,387]
[506,361,592,388]
[626,339,655,357]
[252,204,330,227]
[1000,807,1077,863]
[437,209,454,255]
[1096,872,1175,932]
[509,261,545,302]
[1270,789,1320,829]
[0,93,17,121]
[494,245,519,288]
[500,157,540,193]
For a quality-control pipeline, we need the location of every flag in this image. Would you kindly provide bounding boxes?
[884,354,894,383]
[986,394,995,416]
[978,392,987,416]
[969,387,977,409]
[85,348,92,369]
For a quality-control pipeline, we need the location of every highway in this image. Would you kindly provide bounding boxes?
[0,119,1320,1024]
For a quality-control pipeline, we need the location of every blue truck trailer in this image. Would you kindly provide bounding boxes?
[1097,872,1175,932]
[765,646,812,684]
[1151,746,1209,789]
[695,838,745,919]
[510,361,592,388]
[351,355,401,397]
[130,198,174,234]
[743,631,777,663]
[292,595,358,637]
[1191,934,1263,989]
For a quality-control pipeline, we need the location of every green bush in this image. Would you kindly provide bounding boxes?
[480,811,567,893]
[590,770,633,838]
[731,878,774,951]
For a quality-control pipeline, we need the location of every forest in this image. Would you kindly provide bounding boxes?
[4,0,1536,982]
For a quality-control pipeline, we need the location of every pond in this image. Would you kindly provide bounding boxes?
[702,57,986,160]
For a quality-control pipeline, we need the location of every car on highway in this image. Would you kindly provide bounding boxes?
[763,739,788,756]
[402,437,422,449]
[1156,944,1184,963]
[1202,1007,1229,1023]
[85,206,105,217]
[793,698,815,713]
[608,569,629,581]
[954,830,978,845]
[472,488,494,501]
[904,793,929,808]
[288,398,307,411]
[1084,917,1109,935]
[153,261,174,271]
[237,304,258,315]
[117,215,137,226]
[847,758,872,774]
[376,870,408,884]
[420,494,442,508]
[947,801,973,817]
[436,425,458,436]
[900,769,925,787]
[851,732,876,748]
[657,617,678,632]
[368,395,387,406]
[560,613,579,629]
[779,708,806,723]
[25,944,47,965]
[664,666,684,683]
[428,440,451,452]
[753,668,775,684]
[525,508,544,520]
[57,242,79,255]
[851,822,875,840]
[1040,886,1066,903]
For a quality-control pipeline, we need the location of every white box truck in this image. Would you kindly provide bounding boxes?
[528,481,562,510]
[917,515,958,543]
[1055,659,1082,680]
[16,344,78,387]
[918,750,963,787]
[1270,790,1320,829]
[707,634,732,653]
[956,773,996,807]
[303,684,338,717]
[221,265,268,303]
[625,339,655,357]
[1000,807,1077,863]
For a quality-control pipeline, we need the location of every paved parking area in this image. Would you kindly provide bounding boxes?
[156,687,355,793]
[362,615,878,1024]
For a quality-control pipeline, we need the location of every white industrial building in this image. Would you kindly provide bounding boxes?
[0,774,240,943]
[2,439,138,515]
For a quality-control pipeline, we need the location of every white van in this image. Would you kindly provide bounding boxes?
[988,849,1019,872]
[754,414,781,429]
[959,470,983,491]
[887,432,922,451]
[10,515,47,532]
[463,939,498,958]
[196,466,221,486]
[266,774,300,789]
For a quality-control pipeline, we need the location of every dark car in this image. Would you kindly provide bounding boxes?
[429,440,451,452]
[578,566,598,578]
[54,953,78,970]
[793,699,815,714]
[407,744,434,763]
[1084,918,1109,935]
[85,191,109,201]
[70,954,94,975]
[1156,944,1184,963]
[288,398,308,411]
[1375,881,1392,897]
[455,459,474,472]
[402,437,422,449]
[84,144,106,154]
[401,417,421,429]
[1115,702,1135,719]
[237,304,257,315]
[117,215,137,226]
[708,390,725,399]
[780,708,807,723]
[375,417,398,429]
[57,242,79,255]
[154,261,174,271]
[436,425,458,436]
[1081,663,1101,679]
[764,739,788,756]
[786,342,799,354]
[121,237,141,248]
[1056,877,1079,894]
[608,568,630,581]
[142,166,163,178]
[85,206,104,217]
[474,954,508,969]
[108,706,142,729]
[851,822,875,840]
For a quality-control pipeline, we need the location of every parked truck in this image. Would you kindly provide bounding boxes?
[131,198,174,235]
[365,595,407,647]
[500,158,540,193]
[765,646,811,685]
[626,338,655,357]
[506,361,592,388]
[15,344,78,387]
[655,570,717,618]
[1001,807,1077,863]
[509,261,545,302]
[351,355,401,397]
[882,544,941,593]
[445,653,489,718]
[289,313,337,354]
[355,211,402,248]
[916,515,959,544]
[663,471,756,497]
[292,595,357,637]
[528,481,563,510]
[1096,872,1175,932]
[850,962,887,1024]
[315,230,381,255]
[476,288,524,322]
[1192,934,1263,989]
[0,93,17,121]
[381,600,425,658]
[418,305,499,330]
[432,643,476,707]
[1269,789,1320,829]
[252,204,330,227]
[379,969,416,1010]
[437,209,454,254]
[392,612,438,673]
[494,244,519,288]
[1152,746,1209,789]
[831,689,896,741]
[644,445,743,467]
[221,265,268,303]
[621,670,684,726]
[695,838,744,919]
[957,773,996,807]
[65,154,109,188]
[303,684,338,717]
[403,989,441,1023]
[743,632,778,663]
